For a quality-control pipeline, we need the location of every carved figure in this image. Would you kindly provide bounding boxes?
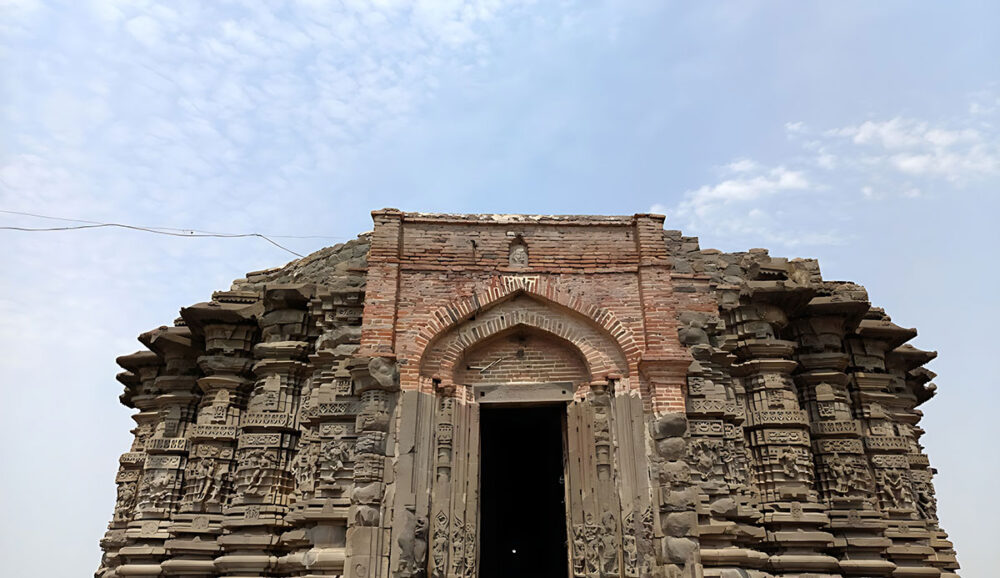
[584,514,600,575]
[450,520,466,575]
[622,535,638,578]
[243,449,275,496]
[599,513,619,576]
[431,514,448,578]
[828,453,852,495]
[319,440,350,484]
[396,509,428,578]
[464,525,476,577]
[509,241,528,265]
[192,458,216,502]
[572,524,587,577]
[688,439,718,477]
[369,356,399,389]
[138,472,172,510]
[291,443,319,497]
[211,390,230,423]
[914,480,938,519]
[879,468,914,510]
[206,460,228,505]
[114,482,136,520]
[777,447,803,479]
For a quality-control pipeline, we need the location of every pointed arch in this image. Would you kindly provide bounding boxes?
[412,275,641,368]
[417,288,632,388]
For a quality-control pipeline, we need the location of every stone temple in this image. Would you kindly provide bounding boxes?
[96,210,960,578]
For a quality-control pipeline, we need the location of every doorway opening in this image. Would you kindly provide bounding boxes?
[479,404,568,578]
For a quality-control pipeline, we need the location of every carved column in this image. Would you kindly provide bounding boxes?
[97,351,163,578]
[428,392,457,578]
[845,313,942,577]
[162,295,259,576]
[887,347,959,577]
[118,326,202,577]
[727,295,839,577]
[280,288,365,576]
[790,292,896,576]
[676,309,767,576]
[345,354,400,578]
[217,284,315,577]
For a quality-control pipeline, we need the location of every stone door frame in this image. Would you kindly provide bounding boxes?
[474,383,575,578]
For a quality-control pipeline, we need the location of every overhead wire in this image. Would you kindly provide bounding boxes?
[0,209,352,258]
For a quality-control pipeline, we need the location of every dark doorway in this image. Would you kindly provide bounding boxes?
[479,404,568,578]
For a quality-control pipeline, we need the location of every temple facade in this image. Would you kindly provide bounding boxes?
[96,210,960,577]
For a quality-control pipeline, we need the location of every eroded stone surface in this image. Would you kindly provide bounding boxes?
[96,211,959,578]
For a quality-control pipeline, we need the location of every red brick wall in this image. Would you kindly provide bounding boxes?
[358,210,691,412]
[454,331,589,385]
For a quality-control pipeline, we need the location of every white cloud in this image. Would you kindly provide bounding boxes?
[678,165,810,220]
[821,113,999,183]
[725,158,758,173]
[658,90,1000,248]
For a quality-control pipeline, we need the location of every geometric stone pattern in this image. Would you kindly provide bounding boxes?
[96,211,959,577]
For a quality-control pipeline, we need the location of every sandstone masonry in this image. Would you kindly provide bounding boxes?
[96,210,959,577]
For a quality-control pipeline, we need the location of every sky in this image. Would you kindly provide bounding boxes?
[1,1,997,576]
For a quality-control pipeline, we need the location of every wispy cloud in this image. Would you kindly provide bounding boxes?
[657,89,1000,249]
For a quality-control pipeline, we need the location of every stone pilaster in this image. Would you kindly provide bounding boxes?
[888,345,959,577]
[280,288,365,577]
[97,351,163,578]
[791,291,896,576]
[345,354,400,578]
[728,291,839,577]
[162,294,260,576]
[845,312,943,577]
[677,308,767,577]
[118,326,202,578]
[217,284,315,577]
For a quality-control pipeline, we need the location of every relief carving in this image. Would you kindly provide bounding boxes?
[319,439,352,484]
[291,442,319,497]
[242,449,275,497]
[189,457,228,505]
[598,512,620,577]
[113,482,137,521]
[450,519,466,576]
[396,508,428,578]
[431,512,448,578]
[877,468,915,510]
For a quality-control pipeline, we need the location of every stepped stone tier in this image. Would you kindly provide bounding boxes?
[97,210,959,578]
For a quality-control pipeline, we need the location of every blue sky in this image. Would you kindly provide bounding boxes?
[1,1,997,576]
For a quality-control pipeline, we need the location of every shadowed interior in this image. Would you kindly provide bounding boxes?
[479,404,568,578]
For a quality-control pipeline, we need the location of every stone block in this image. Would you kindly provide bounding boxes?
[652,412,688,440]
[656,437,687,460]
[663,537,699,564]
[662,511,699,537]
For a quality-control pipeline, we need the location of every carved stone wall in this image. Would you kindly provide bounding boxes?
[96,211,959,578]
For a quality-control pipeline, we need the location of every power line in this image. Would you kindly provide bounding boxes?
[0,222,305,257]
[0,209,347,239]
[0,210,364,258]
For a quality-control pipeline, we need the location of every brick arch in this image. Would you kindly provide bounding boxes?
[418,291,631,387]
[453,324,592,385]
[413,275,641,368]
